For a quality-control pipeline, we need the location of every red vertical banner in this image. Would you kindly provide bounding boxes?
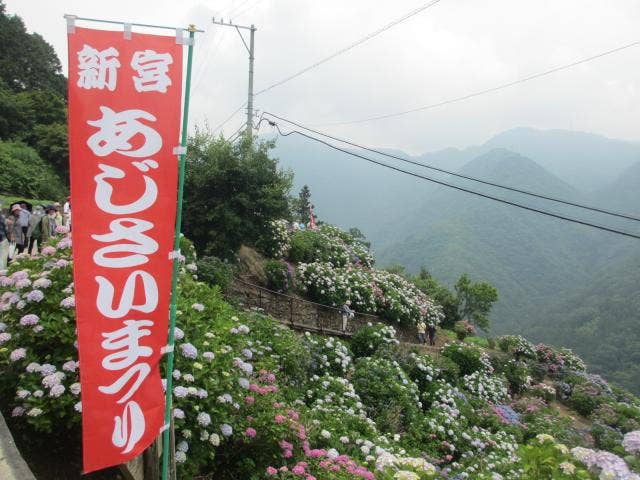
[67,26,183,472]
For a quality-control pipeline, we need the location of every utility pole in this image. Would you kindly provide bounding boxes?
[212,17,257,142]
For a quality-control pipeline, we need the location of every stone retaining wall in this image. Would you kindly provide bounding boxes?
[0,412,36,480]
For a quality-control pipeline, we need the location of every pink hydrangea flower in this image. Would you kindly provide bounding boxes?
[245,427,257,438]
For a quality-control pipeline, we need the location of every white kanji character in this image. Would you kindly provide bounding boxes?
[86,106,162,157]
[77,44,120,91]
[131,50,173,93]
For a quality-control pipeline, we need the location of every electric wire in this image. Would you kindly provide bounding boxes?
[263,120,640,240]
[212,102,248,133]
[262,111,640,222]
[311,39,640,126]
[254,0,443,96]
[232,0,264,20]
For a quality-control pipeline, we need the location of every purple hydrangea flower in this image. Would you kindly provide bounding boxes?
[60,296,75,308]
[173,386,188,398]
[40,246,57,256]
[10,348,26,362]
[173,327,184,341]
[19,314,39,326]
[62,360,78,372]
[33,278,52,289]
[39,364,56,376]
[49,384,65,397]
[25,289,44,302]
[180,343,197,359]
[203,351,215,361]
[173,408,185,419]
[11,406,25,417]
[0,332,11,345]
[14,278,32,290]
[220,424,233,437]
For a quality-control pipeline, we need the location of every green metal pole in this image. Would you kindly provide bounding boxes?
[162,26,196,480]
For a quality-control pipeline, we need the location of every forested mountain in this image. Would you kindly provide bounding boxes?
[272,129,640,392]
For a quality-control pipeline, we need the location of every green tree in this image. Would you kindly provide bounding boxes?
[182,131,293,259]
[454,273,498,331]
[413,268,461,328]
[0,2,66,96]
[348,227,371,248]
[0,4,69,185]
[293,184,313,223]
[0,140,67,199]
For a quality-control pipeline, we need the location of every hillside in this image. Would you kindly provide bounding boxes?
[2,228,640,479]
[272,131,640,394]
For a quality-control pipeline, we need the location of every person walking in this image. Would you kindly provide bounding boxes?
[428,323,437,346]
[40,206,58,245]
[26,205,44,255]
[417,319,427,344]
[63,196,71,227]
[0,209,9,269]
[340,300,354,333]
[16,203,30,251]
[8,205,25,255]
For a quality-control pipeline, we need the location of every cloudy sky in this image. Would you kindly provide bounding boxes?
[5,0,640,153]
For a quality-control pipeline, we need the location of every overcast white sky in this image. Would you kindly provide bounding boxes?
[5,0,640,153]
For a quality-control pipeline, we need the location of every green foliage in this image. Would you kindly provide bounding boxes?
[182,132,293,259]
[0,4,66,96]
[454,273,498,331]
[196,256,235,292]
[0,6,68,181]
[264,259,289,292]
[570,384,603,417]
[0,141,67,200]
[441,343,485,376]
[516,436,595,479]
[412,268,460,328]
[352,357,420,433]
[350,323,400,359]
[291,184,313,223]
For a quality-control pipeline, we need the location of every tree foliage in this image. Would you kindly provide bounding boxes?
[182,131,293,259]
[455,273,499,331]
[0,2,68,191]
[413,268,498,330]
[291,184,313,223]
[0,141,67,200]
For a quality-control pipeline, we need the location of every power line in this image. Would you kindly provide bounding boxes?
[254,0,443,96]
[212,102,247,133]
[262,111,640,223]
[232,0,264,20]
[312,39,640,126]
[263,120,640,240]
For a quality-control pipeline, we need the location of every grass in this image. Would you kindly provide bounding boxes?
[465,336,490,348]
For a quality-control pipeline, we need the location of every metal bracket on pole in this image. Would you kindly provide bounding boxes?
[123,23,132,40]
[65,14,77,34]
[172,146,187,155]
[175,28,194,46]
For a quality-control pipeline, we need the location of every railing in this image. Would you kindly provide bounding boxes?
[227,279,419,343]
[227,278,380,337]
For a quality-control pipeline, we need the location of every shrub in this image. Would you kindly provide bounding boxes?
[591,423,624,452]
[501,360,532,395]
[497,335,537,359]
[434,355,460,384]
[441,343,485,376]
[570,384,602,417]
[454,320,475,340]
[264,259,290,292]
[352,357,420,433]
[350,322,399,358]
[197,256,235,292]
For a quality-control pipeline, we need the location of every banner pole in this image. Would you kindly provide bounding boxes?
[162,26,196,480]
